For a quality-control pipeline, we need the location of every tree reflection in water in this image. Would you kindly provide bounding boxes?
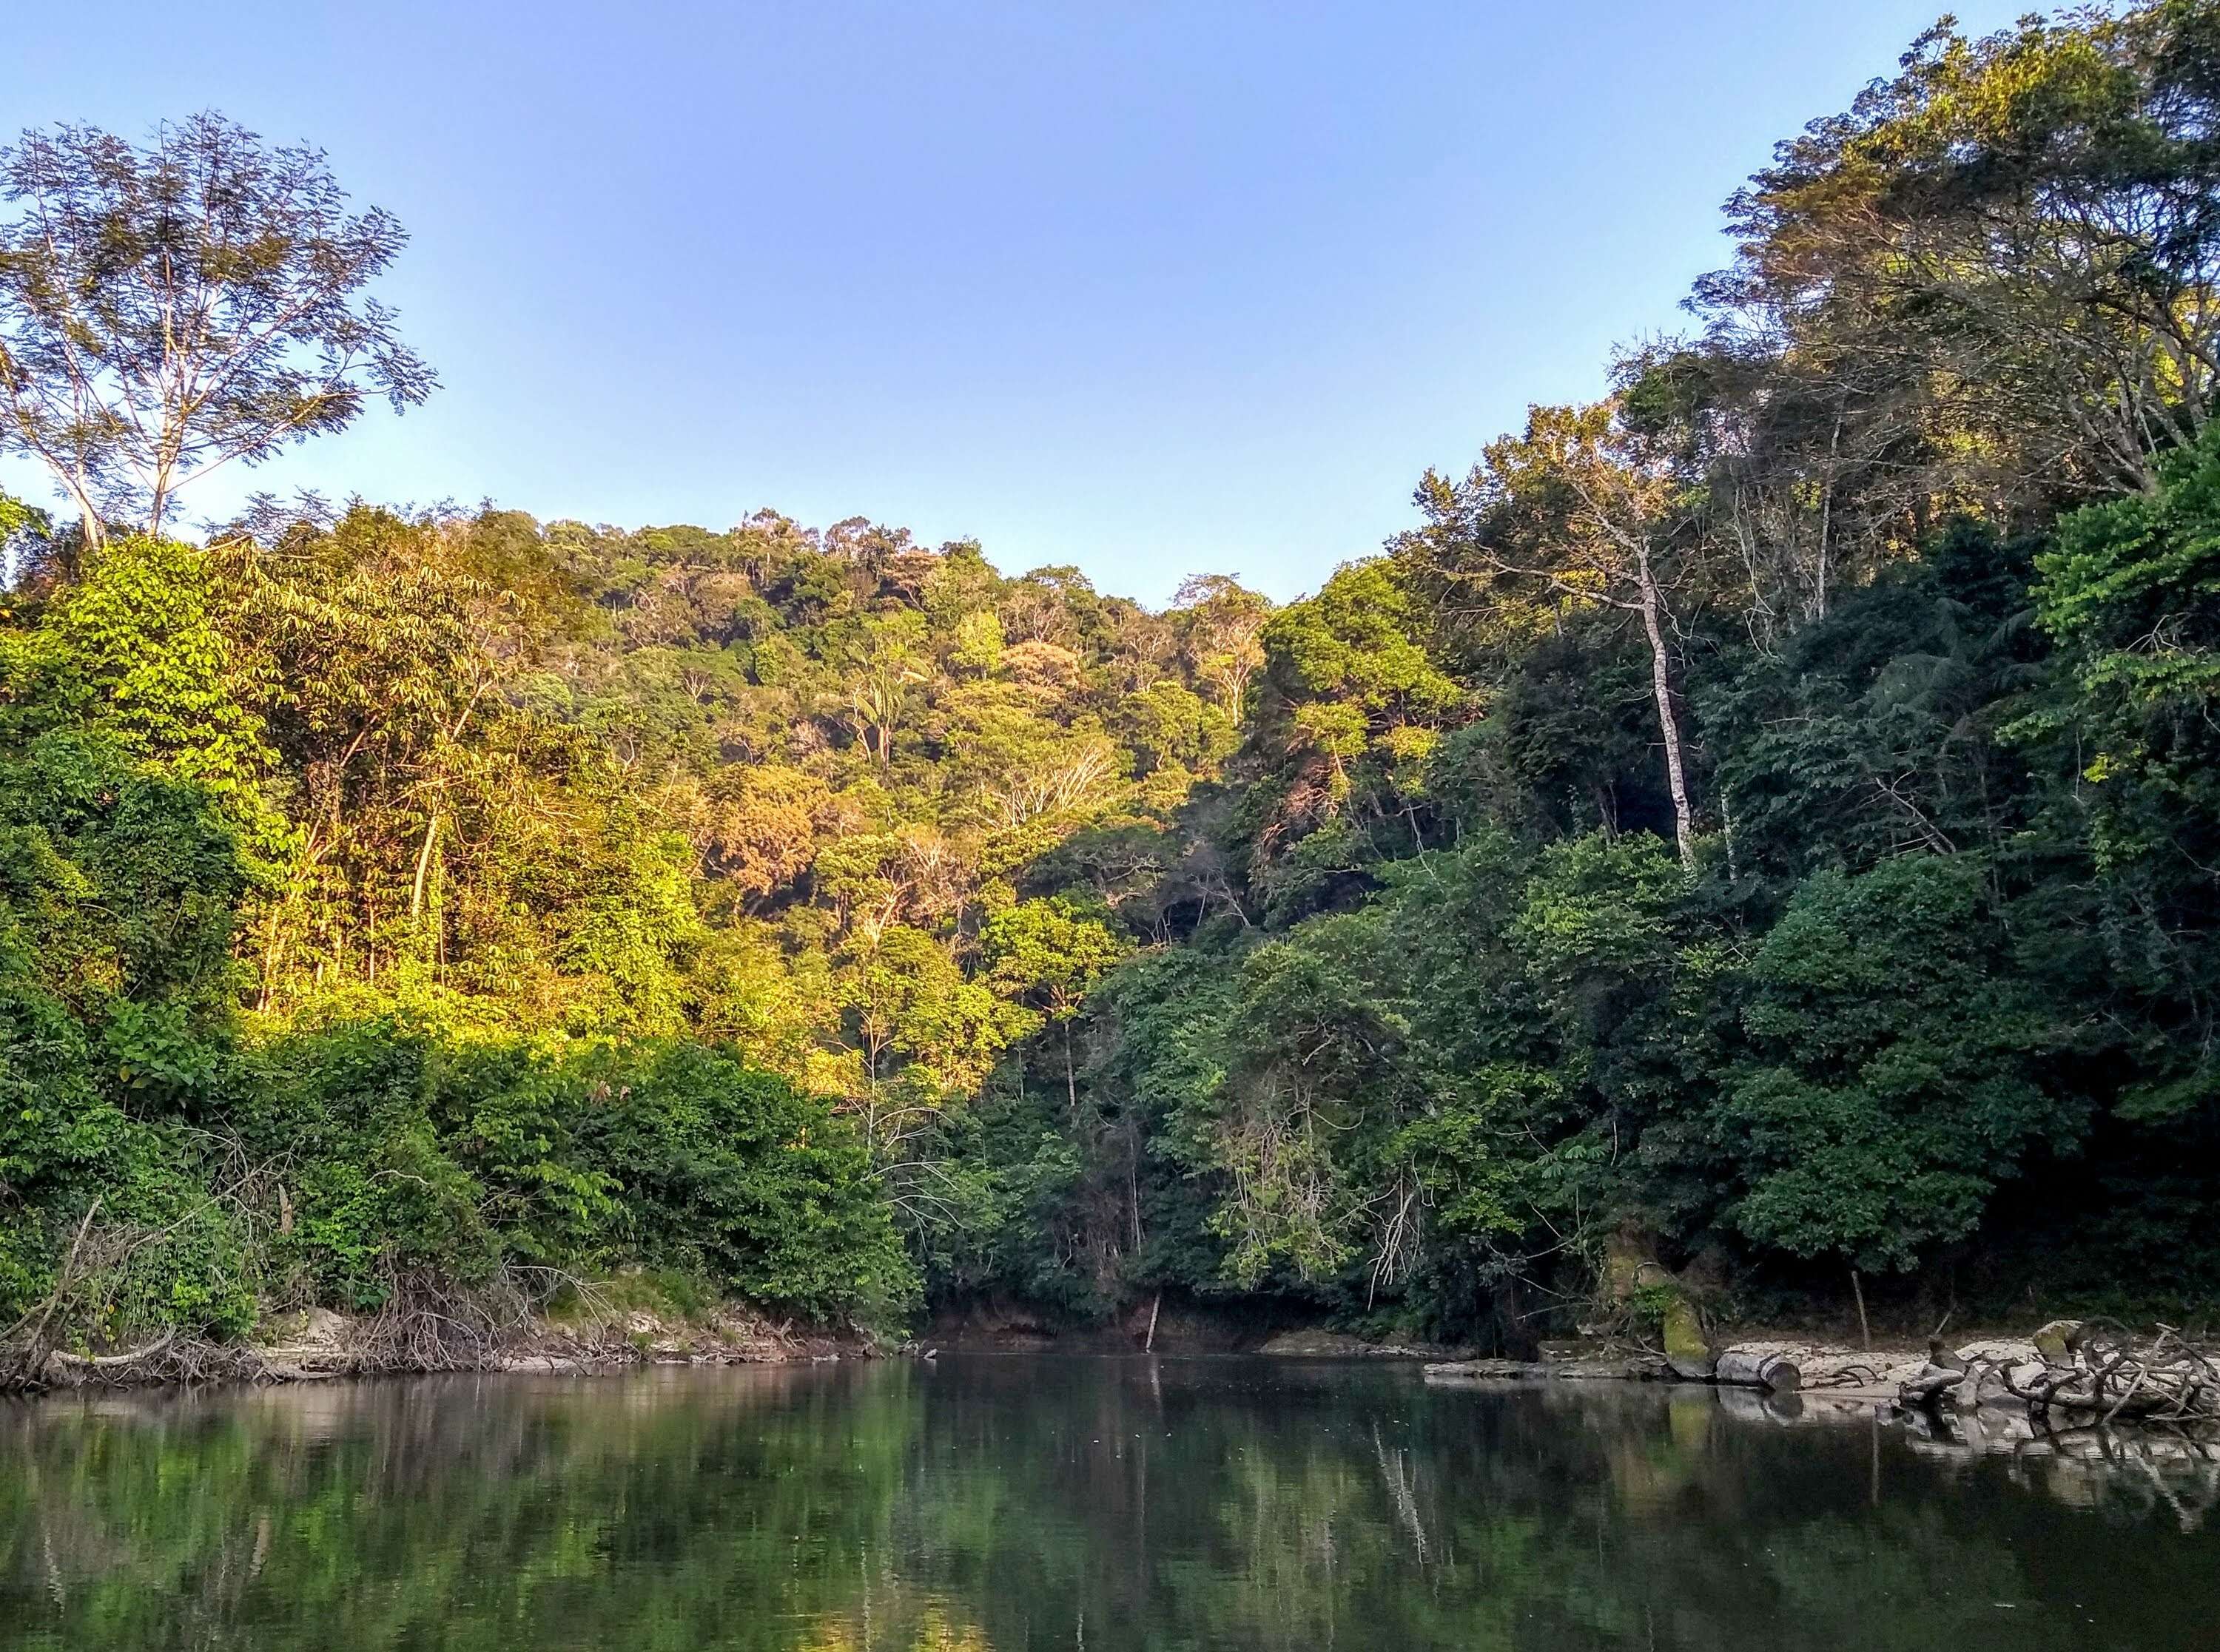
[3,1359,2215,1651]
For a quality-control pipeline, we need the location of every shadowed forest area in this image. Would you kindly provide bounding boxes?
[5,0,2220,1370]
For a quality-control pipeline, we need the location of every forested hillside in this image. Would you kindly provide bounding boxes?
[0,494,1274,1351]
[5,1,2220,1366]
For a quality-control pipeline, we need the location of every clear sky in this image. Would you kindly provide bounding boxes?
[10,0,2028,605]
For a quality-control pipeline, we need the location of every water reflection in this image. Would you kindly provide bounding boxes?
[2,1358,2214,1651]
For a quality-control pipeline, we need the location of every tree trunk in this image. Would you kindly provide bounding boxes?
[1809,400,1843,623]
[408,809,440,920]
[1635,546,1695,869]
[1128,1147,1143,1253]
[67,457,104,550]
[1715,1345,1803,1392]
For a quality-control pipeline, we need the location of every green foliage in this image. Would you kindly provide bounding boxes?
[2032,423,2220,881]
[571,1040,914,1319]
[0,728,249,1014]
[982,894,1125,1020]
[1706,523,2047,893]
[1724,856,2076,1272]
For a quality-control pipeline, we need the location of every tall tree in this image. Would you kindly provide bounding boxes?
[0,113,434,542]
[1698,4,2220,503]
[1172,573,1271,712]
[1403,402,1702,866]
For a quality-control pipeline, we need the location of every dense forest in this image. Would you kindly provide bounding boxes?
[5,0,2220,1368]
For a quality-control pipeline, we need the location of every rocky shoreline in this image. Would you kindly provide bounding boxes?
[1424,1319,2220,1443]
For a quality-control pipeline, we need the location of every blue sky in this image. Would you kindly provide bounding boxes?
[10,1,2028,604]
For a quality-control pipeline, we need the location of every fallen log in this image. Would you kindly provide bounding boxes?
[1716,1344,1803,1392]
[44,1328,178,1375]
[41,1329,194,1388]
[1422,1358,1540,1381]
[1900,1363,1962,1407]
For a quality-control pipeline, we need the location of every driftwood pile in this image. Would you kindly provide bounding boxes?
[1898,1318,2219,1430]
[7,1306,387,1393]
[1424,1319,2218,1443]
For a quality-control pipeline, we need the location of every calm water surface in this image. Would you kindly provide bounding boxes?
[3,1356,2216,1651]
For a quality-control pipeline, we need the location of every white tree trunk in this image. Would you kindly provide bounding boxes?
[1635,547,1696,868]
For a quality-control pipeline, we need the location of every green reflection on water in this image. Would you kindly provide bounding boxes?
[2,1358,2214,1651]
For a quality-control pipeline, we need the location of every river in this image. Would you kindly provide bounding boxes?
[2,1356,2214,1650]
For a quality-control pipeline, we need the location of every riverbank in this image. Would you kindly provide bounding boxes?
[19,1287,2216,1449]
[14,1299,875,1392]
[1425,1321,2220,1444]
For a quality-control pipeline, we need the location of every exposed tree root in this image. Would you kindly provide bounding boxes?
[1902,1319,2220,1434]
